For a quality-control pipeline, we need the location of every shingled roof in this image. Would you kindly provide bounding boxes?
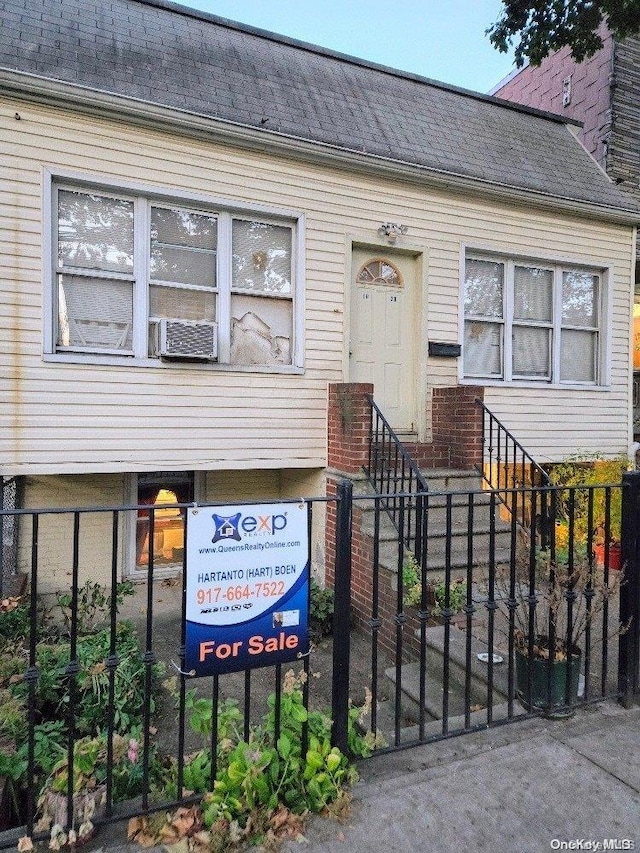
[1,0,638,219]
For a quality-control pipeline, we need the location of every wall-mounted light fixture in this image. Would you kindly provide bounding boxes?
[377,222,408,244]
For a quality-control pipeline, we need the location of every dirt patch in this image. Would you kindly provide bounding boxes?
[118,579,395,757]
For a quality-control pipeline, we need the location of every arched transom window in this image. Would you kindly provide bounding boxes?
[356,258,403,287]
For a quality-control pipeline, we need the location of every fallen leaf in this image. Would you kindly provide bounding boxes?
[128,816,159,849]
[162,838,189,853]
[127,817,145,841]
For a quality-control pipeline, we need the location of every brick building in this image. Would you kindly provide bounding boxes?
[493,27,640,438]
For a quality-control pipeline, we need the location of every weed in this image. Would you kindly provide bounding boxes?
[309,579,334,640]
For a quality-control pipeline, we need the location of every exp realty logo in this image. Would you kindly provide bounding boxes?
[211,511,288,543]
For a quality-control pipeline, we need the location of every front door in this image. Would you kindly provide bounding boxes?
[349,248,418,434]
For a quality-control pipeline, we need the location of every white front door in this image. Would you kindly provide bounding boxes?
[349,249,418,434]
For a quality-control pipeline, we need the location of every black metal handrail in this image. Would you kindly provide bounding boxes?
[364,394,428,557]
[475,398,550,528]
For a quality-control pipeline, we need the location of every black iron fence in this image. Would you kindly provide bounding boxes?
[476,399,551,529]
[330,474,640,753]
[1,476,639,847]
[364,394,428,560]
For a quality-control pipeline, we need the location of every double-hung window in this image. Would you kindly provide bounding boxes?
[52,182,300,369]
[463,254,602,384]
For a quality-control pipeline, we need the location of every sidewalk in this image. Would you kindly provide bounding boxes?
[95,700,640,853]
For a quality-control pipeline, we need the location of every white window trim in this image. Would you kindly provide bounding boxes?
[42,169,305,373]
[458,245,612,389]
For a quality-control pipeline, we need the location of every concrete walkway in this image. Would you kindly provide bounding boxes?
[93,699,640,853]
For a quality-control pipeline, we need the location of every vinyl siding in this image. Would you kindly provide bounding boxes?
[18,468,325,592]
[0,97,634,474]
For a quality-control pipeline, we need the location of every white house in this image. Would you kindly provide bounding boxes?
[0,0,638,589]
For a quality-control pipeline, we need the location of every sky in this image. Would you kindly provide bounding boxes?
[177,0,517,94]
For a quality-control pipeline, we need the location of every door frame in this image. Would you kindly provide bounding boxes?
[345,236,428,441]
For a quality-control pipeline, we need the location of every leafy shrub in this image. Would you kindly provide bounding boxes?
[549,454,627,544]
[0,597,31,642]
[0,581,161,829]
[309,579,334,640]
[55,581,134,636]
[430,578,467,617]
[199,669,366,830]
[150,669,371,849]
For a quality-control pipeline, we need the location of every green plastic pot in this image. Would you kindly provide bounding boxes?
[515,648,581,718]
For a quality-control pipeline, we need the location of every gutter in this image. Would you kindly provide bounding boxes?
[1,68,638,227]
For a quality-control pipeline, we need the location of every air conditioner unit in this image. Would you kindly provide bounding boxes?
[158,319,218,360]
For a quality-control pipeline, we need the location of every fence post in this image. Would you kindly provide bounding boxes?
[618,471,640,706]
[331,479,353,754]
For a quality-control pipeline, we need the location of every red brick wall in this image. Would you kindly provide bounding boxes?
[327,383,373,474]
[432,385,484,470]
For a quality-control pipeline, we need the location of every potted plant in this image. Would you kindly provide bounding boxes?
[548,455,627,572]
[496,543,625,718]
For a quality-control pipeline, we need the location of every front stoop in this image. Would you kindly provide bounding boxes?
[385,622,510,718]
[355,467,513,576]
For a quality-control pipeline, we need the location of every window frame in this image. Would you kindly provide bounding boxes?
[460,248,610,389]
[43,171,305,373]
[124,470,205,578]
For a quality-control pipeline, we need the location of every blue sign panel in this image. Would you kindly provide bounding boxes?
[184,502,309,676]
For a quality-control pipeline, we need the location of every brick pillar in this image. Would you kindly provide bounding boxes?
[326,382,373,595]
[432,385,484,469]
[327,382,374,475]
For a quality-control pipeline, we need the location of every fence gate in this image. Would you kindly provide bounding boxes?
[329,474,640,755]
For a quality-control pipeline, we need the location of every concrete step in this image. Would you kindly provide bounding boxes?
[367,699,514,745]
[422,469,484,492]
[361,470,485,501]
[376,538,512,576]
[358,503,513,541]
[385,623,510,721]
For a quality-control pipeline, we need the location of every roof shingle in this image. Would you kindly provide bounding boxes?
[1,0,638,216]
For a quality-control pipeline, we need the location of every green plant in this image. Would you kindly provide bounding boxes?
[200,669,361,832]
[56,580,134,636]
[0,689,27,742]
[402,554,421,607]
[309,579,334,640]
[7,621,163,737]
[430,579,467,617]
[0,582,165,839]
[402,555,467,616]
[0,597,31,642]
[549,454,627,545]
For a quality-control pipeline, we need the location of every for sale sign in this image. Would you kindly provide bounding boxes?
[184,502,309,677]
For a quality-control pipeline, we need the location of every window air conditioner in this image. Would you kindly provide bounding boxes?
[158,319,218,361]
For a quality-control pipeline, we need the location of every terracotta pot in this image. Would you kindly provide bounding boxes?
[593,542,622,571]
